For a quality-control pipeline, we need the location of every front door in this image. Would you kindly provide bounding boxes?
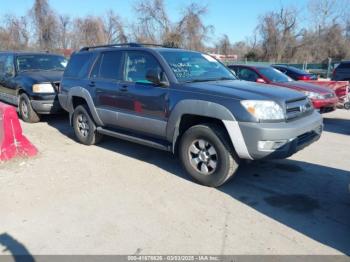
[117,50,169,138]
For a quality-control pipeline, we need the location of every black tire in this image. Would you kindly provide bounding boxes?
[344,102,350,110]
[179,124,240,187]
[19,93,40,123]
[72,105,103,145]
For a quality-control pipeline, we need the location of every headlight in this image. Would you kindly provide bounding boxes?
[241,100,285,121]
[32,83,55,93]
[302,91,324,100]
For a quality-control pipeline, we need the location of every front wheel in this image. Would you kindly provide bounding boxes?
[19,93,40,123]
[72,105,103,145]
[179,124,240,187]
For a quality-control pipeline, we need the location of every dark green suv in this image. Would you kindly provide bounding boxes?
[59,43,323,187]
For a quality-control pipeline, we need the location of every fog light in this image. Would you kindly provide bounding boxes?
[258,140,288,151]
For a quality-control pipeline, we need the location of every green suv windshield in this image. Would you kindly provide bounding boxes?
[16,55,68,72]
[159,50,236,83]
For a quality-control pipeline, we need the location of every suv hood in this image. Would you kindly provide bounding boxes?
[20,70,64,83]
[183,80,306,102]
[272,81,333,94]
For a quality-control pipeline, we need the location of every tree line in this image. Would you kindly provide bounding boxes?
[0,0,349,63]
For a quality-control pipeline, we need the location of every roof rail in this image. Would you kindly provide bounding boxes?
[79,42,176,52]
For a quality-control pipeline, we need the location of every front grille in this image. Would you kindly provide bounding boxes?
[286,98,313,120]
[51,82,60,92]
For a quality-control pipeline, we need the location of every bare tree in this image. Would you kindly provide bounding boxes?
[0,15,30,50]
[308,0,348,32]
[216,34,231,55]
[258,7,300,61]
[31,0,59,50]
[58,15,71,49]
[71,16,106,48]
[133,0,170,43]
[103,10,128,44]
[177,3,213,51]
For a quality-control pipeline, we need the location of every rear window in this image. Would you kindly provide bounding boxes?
[64,53,94,78]
[337,62,350,69]
[285,66,307,74]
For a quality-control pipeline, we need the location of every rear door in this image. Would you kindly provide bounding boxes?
[90,50,124,127]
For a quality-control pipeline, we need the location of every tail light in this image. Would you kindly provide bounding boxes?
[298,75,311,81]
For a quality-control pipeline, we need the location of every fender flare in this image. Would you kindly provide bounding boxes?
[166,99,236,141]
[67,86,104,126]
[166,99,252,160]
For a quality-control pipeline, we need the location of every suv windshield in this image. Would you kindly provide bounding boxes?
[159,50,236,83]
[258,67,293,83]
[16,55,67,72]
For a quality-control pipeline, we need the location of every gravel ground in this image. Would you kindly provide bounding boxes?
[0,109,349,256]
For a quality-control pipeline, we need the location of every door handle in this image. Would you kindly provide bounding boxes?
[120,85,128,92]
[88,81,95,87]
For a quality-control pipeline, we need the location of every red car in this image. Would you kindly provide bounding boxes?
[229,65,338,113]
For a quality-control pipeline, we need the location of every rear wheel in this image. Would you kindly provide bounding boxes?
[179,124,240,187]
[19,93,40,123]
[344,102,350,110]
[72,105,102,145]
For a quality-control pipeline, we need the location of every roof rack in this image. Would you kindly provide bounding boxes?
[79,42,176,52]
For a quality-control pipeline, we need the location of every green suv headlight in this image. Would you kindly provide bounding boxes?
[241,100,285,121]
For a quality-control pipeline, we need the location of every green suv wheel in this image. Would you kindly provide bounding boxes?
[73,105,103,145]
[179,124,239,187]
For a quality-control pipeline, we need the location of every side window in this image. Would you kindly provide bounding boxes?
[0,54,7,76]
[238,68,259,82]
[0,55,15,77]
[90,55,102,79]
[278,68,287,74]
[124,51,163,83]
[98,51,123,80]
[5,55,15,77]
[229,67,239,76]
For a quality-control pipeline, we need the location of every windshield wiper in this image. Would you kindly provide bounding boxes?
[212,77,235,81]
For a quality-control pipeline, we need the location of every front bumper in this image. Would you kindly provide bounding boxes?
[31,98,62,114]
[311,97,338,112]
[238,111,323,160]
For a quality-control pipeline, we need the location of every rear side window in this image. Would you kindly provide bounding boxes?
[337,62,350,69]
[90,51,123,80]
[64,53,93,78]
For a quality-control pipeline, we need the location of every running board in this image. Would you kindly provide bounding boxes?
[96,127,171,152]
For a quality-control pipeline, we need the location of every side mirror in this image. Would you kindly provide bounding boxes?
[146,69,167,87]
[256,78,266,84]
